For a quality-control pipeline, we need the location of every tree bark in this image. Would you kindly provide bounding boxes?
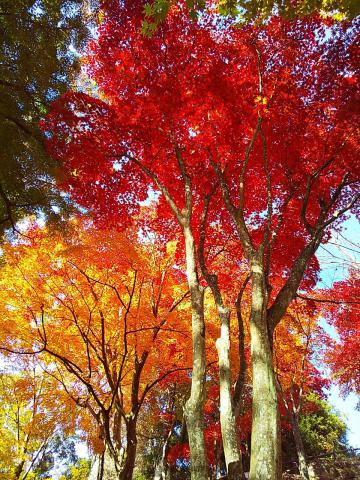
[154,425,173,480]
[198,190,242,479]
[88,455,101,480]
[290,413,310,480]
[119,417,137,480]
[248,261,281,480]
[88,431,133,480]
[183,224,208,480]
[233,278,249,417]
[216,306,243,479]
[102,447,120,480]
[14,460,25,480]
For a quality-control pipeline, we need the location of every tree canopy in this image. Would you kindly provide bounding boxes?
[0,1,359,480]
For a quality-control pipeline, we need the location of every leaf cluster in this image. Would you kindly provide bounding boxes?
[0,0,96,238]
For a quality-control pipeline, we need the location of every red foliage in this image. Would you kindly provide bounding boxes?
[167,442,190,464]
[43,7,359,302]
[322,270,360,395]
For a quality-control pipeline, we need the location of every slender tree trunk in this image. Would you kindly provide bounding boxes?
[249,261,281,480]
[183,224,208,480]
[198,193,242,479]
[88,455,101,480]
[102,447,120,480]
[89,435,132,480]
[14,460,25,479]
[216,306,242,479]
[233,280,248,417]
[90,445,119,480]
[154,425,173,480]
[290,413,310,480]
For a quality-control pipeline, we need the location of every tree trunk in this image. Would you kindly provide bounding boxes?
[291,413,310,480]
[216,306,242,479]
[119,418,137,480]
[102,448,120,480]
[88,455,101,480]
[183,224,208,480]
[88,436,131,480]
[249,261,281,480]
[14,460,25,479]
[154,425,173,480]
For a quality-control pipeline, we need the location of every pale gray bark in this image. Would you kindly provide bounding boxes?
[132,147,209,479]
[154,426,173,480]
[88,456,101,480]
[103,448,120,480]
[198,189,242,479]
[233,276,249,417]
[183,224,208,480]
[88,446,119,480]
[216,307,243,479]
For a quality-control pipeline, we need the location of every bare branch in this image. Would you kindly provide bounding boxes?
[296,294,360,305]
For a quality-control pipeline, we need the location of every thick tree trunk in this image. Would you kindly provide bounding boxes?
[119,418,137,480]
[183,225,208,480]
[249,262,281,480]
[216,306,242,479]
[291,413,310,480]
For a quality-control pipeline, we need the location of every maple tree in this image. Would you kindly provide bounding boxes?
[0,220,193,479]
[131,295,333,480]
[320,270,360,396]
[41,3,359,480]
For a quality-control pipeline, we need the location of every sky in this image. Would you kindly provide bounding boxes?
[317,216,360,450]
[329,386,360,449]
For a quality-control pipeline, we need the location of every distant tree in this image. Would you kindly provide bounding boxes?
[299,394,347,457]
[60,458,91,480]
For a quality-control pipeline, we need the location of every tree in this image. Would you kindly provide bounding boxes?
[43,4,359,479]
[299,393,347,457]
[0,220,192,479]
[321,270,360,396]
[0,359,79,480]
[60,459,91,480]
[274,301,329,480]
[0,0,95,237]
